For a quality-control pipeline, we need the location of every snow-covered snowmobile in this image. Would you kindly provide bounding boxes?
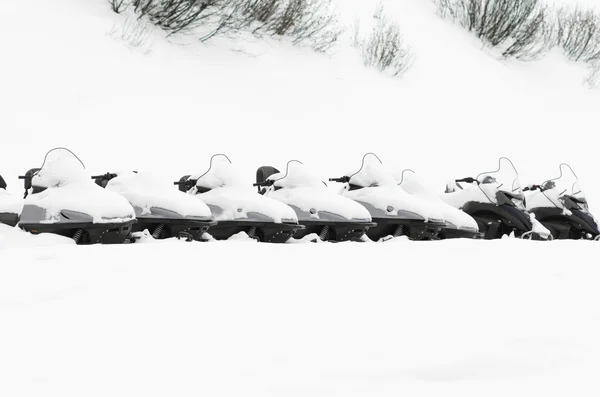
[442,157,551,240]
[328,153,446,241]
[18,148,136,244]
[93,171,215,241]
[395,169,482,239]
[176,154,303,243]
[0,175,23,227]
[524,163,599,240]
[254,160,376,242]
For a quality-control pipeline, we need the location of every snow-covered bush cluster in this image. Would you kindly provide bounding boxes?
[107,0,341,52]
[434,0,554,59]
[435,0,600,84]
[352,5,413,77]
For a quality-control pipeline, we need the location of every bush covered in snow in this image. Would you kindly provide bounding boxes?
[557,6,600,63]
[107,0,341,52]
[352,5,413,77]
[434,0,554,59]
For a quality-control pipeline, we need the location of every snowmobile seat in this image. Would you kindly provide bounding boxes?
[0,175,6,190]
[256,166,280,185]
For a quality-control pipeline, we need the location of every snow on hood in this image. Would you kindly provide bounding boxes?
[396,171,478,231]
[343,184,444,222]
[268,186,372,221]
[267,162,372,221]
[106,171,212,218]
[194,186,298,223]
[24,182,136,223]
[0,189,24,215]
[24,149,135,223]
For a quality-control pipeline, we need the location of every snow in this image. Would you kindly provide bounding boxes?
[265,162,372,221]
[105,171,213,218]
[1,0,600,395]
[2,239,600,397]
[0,190,23,216]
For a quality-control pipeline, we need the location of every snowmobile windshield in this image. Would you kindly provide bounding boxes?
[193,154,245,189]
[541,164,587,208]
[32,148,87,188]
[476,157,524,200]
[347,153,396,188]
[271,161,325,189]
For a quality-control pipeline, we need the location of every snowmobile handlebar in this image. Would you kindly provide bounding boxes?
[91,173,117,180]
[18,175,31,180]
[523,184,544,192]
[455,177,478,184]
[253,180,274,187]
[328,176,350,183]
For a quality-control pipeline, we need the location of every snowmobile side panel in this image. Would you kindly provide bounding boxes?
[293,220,377,242]
[462,202,533,238]
[356,201,426,221]
[0,212,19,227]
[204,220,304,243]
[365,218,445,241]
[438,227,483,239]
[131,217,216,240]
[530,207,599,239]
[20,219,136,244]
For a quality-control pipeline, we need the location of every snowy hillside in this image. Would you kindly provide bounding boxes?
[1,0,600,396]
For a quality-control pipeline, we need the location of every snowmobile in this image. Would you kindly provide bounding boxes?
[441,157,551,240]
[176,154,303,243]
[395,169,482,239]
[0,175,23,227]
[92,171,216,241]
[18,148,136,244]
[254,160,376,242]
[328,153,446,241]
[524,163,599,240]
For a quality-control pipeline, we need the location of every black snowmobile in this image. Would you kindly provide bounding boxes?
[524,163,599,240]
[441,157,551,240]
[328,153,446,241]
[175,154,304,243]
[18,148,136,244]
[0,174,22,227]
[254,160,376,242]
[92,171,215,241]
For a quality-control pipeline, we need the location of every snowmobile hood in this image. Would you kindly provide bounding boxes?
[266,186,372,222]
[0,189,24,216]
[193,186,298,223]
[22,182,135,224]
[342,185,444,222]
[397,171,478,231]
[106,171,212,219]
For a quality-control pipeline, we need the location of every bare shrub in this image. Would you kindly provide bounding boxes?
[107,0,340,52]
[109,0,128,13]
[557,7,600,63]
[435,0,553,59]
[352,5,413,77]
[108,15,153,53]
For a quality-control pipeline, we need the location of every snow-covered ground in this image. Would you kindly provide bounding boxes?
[2,235,600,396]
[1,0,600,395]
